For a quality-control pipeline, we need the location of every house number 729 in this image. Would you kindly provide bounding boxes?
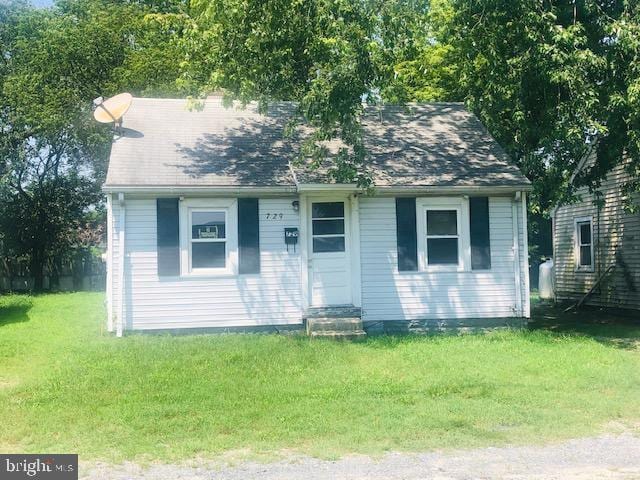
[265,213,284,220]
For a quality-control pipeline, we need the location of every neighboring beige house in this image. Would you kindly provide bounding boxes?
[552,152,640,310]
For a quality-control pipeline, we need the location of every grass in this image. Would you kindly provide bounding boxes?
[0,292,639,462]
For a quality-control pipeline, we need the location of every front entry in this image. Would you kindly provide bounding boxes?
[308,198,352,306]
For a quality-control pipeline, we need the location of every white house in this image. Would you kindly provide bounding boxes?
[103,98,531,337]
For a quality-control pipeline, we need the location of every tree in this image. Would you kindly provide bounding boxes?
[0,0,30,179]
[0,177,101,289]
[446,0,640,215]
[0,0,187,289]
[181,0,460,186]
[373,0,460,103]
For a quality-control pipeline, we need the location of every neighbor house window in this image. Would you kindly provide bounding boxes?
[312,202,346,253]
[190,210,227,271]
[425,209,459,265]
[575,217,594,271]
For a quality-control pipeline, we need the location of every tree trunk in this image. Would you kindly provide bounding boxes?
[50,257,61,292]
[30,251,45,292]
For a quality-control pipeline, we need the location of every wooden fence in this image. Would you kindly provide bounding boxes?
[0,254,106,292]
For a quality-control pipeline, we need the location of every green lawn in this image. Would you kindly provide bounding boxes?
[0,292,639,462]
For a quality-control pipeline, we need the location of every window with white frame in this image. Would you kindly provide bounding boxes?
[575,217,594,270]
[179,199,238,277]
[189,210,227,271]
[425,209,460,265]
[416,198,469,272]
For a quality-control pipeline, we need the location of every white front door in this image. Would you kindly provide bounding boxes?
[308,198,352,306]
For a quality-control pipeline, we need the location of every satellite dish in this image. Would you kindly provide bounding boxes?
[93,93,133,127]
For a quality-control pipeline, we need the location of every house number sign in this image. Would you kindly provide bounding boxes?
[265,213,284,220]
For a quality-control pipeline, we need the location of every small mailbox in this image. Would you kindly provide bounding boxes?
[284,227,299,252]
[285,228,299,244]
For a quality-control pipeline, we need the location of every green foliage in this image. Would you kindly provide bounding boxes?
[180,0,640,216]
[1,293,640,460]
[3,0,639,268]
[374,0,460,103]
[182,0,378,185]
[0,176,102,283]
[446,0,640,213]
[0,0,187,289]
[181,0,460,186]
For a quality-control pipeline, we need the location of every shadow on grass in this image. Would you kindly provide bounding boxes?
[529,299,640,350]
[365,299,640,351]
[0,296,33,327]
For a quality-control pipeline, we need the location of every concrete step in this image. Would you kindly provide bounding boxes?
[309,330,367,341]
[305,306,362,319]
[306,317,363,333]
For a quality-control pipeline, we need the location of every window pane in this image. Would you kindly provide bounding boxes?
[579,222,591,245]
[580,246,592,267]
[427,210,457,236]
[192,242,225,268]
[313,236,345,253]
[312,202,344,219]
[312,219,345,235]
[427,238,458,265]
[192,211,225,239]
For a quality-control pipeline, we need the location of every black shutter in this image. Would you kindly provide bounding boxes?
[470,196,491,270]
[396,197,418,271]
[238,198,260,274]
[156,198,180,276]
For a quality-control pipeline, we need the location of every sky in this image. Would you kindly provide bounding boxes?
[32,0,54,7]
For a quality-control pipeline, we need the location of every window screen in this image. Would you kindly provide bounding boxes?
[190,210,227,269]
[426,209,459,265]
[427,210,457,235]
[577,220,593,268]
[192,242,226,268]
[192,212,226,240]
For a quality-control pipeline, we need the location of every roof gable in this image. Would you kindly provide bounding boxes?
[104,98,530,190]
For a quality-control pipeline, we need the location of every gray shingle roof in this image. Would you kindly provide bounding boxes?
[104,98,530,189]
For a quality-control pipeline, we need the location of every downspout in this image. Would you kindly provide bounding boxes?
[512,192,523,318]
[117,192,126,337]
[288,160,307,313]
[106,194,113,332]
[299,195,309,312]
[596,199,602,297]
[521,192,531,319]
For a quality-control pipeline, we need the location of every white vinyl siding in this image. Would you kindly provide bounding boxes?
[109,196,302,330]
[107,193,530,332]
[359,196,529,322]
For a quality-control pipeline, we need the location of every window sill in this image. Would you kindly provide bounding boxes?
[179,269,237,279]
[157,272,262,281]
[398,267,472,275]
[424,266,464,273]
[575,267,595,274]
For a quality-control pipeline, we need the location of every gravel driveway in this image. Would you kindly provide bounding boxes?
[81,433,640,480]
